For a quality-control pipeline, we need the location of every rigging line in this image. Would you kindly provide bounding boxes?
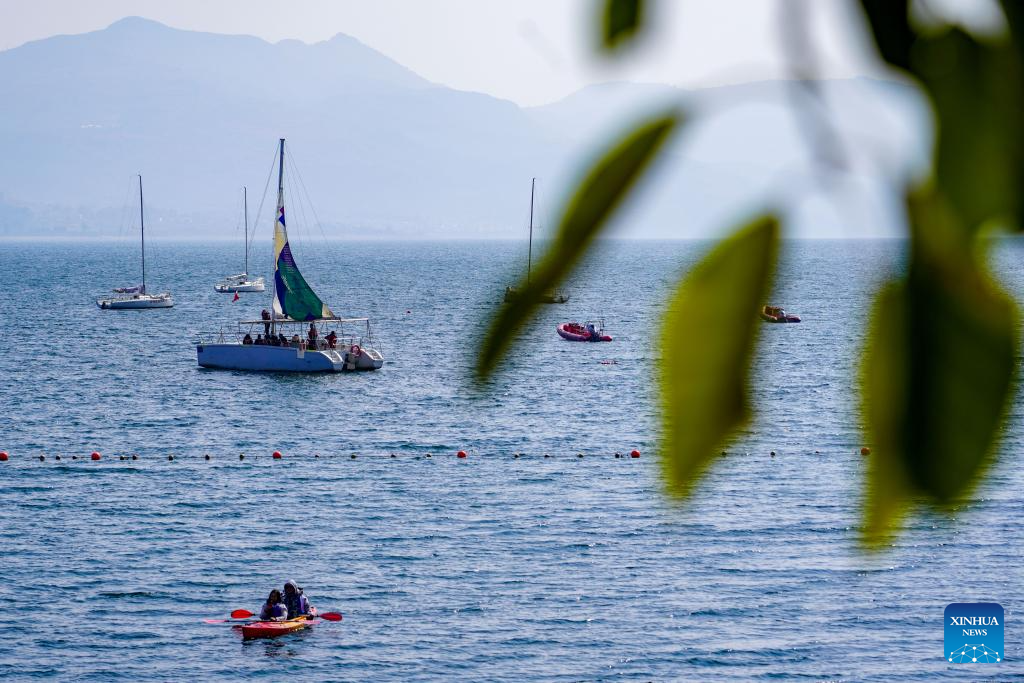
[249,144,278,272]
[284,152,330,299]
[287,145,331,245]
[116,174,134,244]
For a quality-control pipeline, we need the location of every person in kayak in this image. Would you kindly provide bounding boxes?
[260,589,288,621]
[282,580,314,619]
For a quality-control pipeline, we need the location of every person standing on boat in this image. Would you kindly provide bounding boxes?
[307,322,318,349]
[326,330,337,349]
[261,309,271,336]
[282,580,314,619]
[260,589,288,621]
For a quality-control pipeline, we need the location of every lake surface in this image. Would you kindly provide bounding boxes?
[1,238,1022,681]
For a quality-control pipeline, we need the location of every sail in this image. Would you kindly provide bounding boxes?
[272,204,333,321]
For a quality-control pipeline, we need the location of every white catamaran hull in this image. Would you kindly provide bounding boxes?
[98,294,174,309]
[196,343,383,372]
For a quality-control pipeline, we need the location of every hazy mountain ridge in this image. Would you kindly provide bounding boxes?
[0,18,926,239]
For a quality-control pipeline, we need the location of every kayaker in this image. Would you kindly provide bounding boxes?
[282,580,314,619]
[260,589,288,621]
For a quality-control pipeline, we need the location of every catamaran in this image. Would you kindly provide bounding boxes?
[97,175,174,310]
[214,186,265,293]
[196,138,384,372]
[503,177,568,305]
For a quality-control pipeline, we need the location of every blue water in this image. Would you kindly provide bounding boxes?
[2,239,1023,681]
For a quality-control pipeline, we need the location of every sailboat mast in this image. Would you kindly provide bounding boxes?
[139,174,146,293]
[243,186,248,276]
[271,138,285,335]
[527,177,535,285]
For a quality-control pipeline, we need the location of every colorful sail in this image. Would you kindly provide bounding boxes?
[271,140,333,321]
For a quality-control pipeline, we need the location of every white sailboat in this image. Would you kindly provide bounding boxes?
[97,175,173,310]
[197,138,384,372]
[214,186,265,293]
[503,177,568,304]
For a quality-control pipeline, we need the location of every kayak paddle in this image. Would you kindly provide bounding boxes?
[229,609,342,621]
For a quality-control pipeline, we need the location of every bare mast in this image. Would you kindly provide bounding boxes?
[139,174,146,294]
[527,177,535,285]
[243,186,249,276]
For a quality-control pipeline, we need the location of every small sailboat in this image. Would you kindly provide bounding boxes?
[197,139,383,372]
[214,186,265,293]
[504,177,568,304]
[97,175,173,310]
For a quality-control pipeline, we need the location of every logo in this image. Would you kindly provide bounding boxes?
[945,603,1003,663]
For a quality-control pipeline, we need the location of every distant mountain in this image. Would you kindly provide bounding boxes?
[0,18,927,239]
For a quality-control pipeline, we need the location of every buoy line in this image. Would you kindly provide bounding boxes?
[0,448,648,463]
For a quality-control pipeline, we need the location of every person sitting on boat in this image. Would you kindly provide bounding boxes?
[585,323,598,341]
[261,309,271,336]
[254,334,264,345]
[243,333,253,345]
[260,589,288,622]
[282,580,314,619]
[308,323,319,348]
[326,330,337,349]
[278,333,288,346]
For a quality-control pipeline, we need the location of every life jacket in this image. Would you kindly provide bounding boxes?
[261,602,287,620]
[283,587,309,619]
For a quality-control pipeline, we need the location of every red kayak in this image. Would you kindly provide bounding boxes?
[557,321,612,342]
[241,615,315,639]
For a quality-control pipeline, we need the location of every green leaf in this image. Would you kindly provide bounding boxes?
[912,28,1024,232]
[474,110,681,382]
[602,0,645,52]
[860,189,1018,547]
[658,215,779,498]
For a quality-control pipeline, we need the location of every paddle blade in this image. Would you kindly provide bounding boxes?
[319,612,343,621]
[231,609,254,619]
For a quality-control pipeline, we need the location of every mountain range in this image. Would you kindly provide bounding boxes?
[0,17,928,239]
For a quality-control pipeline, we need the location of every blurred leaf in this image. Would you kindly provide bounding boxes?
[658,215,779,498]
[474,110,681,381]
[913,28,1024,232]
[859,0,913,70]
[861,189,1018,547]
[602,0,645,52]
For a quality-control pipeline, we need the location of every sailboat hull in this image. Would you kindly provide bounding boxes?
[97,294,174,309]
[214,281,265,293]
[196,343,382,372]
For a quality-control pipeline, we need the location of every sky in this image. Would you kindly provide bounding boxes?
[0,0,897,106]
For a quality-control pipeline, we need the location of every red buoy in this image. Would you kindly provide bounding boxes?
[272,451,282,459]
[90,451,101,461]
[456,450,467,458]
[0,452,8,462]
[860,447,871,456]
[630,449,640,458]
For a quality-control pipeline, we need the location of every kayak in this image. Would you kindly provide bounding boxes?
[241,616,315,639]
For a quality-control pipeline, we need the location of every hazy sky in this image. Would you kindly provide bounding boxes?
[0,0,898,106]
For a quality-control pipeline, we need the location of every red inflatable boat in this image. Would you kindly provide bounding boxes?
[760,305,801,323]
[557,320,612,342]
